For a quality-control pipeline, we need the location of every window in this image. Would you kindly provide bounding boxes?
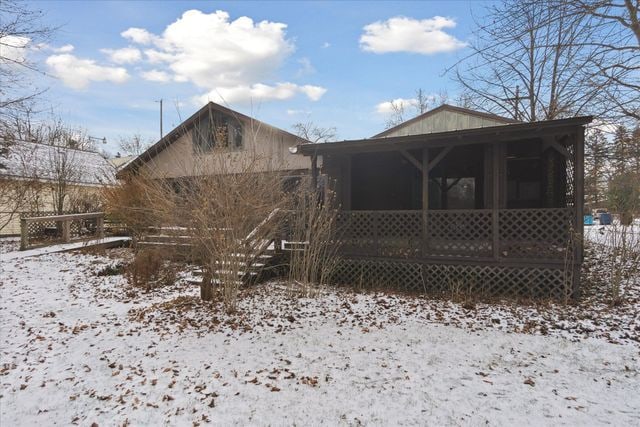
[192,112,243,153]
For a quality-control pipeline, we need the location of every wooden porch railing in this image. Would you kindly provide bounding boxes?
[20,212,105,251]
[335,208,574,263]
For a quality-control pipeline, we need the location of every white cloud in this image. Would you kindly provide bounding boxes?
[360,16,467,55]
[1,35,30,63]
[101,47,142,64]
[122,10,294,89]
[143,48,174,64]
[195,82,326,105]
[53,44,74,53]
[321,42,330,49]
[296,57,315,77]
[121,27,155,45]
[117,9,326,104]
[33,43,74,54]
[45,54,129,90]
[287,109,307,116]
[299,85,326,101]
[141,69,171,83]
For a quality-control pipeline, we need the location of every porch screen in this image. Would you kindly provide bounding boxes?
[429,145,485,210]
[506,140,542,208]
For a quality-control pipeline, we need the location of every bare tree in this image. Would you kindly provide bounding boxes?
[118,133,152,156]
[631,125,640,175]
[0,1,55,126]
[292,121,337,143]
[451,0,608,121]
[383,89,448,129]
[607,124,640,223]
[0,142,44,231]
[48,144,80,214]
[14,113,94,214]
[568,0,640,120]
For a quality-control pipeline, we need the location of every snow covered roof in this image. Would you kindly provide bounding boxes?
[0,140,116,186]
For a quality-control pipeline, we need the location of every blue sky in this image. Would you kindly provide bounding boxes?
[26,0,487,154]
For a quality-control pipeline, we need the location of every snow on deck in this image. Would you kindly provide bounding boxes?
[0,237,130,261]
[0,250,638,425]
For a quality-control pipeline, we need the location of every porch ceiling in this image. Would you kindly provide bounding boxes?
[298,116,592,156]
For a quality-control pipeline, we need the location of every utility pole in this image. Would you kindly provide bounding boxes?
[156,99,163,139]
[503,86,524,121]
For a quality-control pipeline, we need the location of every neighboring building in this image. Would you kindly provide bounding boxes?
[298,105,591,299]
[0,140,116,235]
[372,104,518,138]
[118,102,311,180]
[109,154,135,171]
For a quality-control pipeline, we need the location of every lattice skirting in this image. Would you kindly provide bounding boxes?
[331,258,575,300]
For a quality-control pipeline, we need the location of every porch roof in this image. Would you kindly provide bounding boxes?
[297,116,592,156]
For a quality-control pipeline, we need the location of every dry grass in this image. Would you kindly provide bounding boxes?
[286,188,341,297]
[588,223,640,306]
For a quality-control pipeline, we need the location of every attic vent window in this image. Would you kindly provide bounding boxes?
[192,112,243,153]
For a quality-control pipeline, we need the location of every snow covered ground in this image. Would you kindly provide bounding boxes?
[0,237,19,255]
[1,249,638,426]
[585,222,640,247]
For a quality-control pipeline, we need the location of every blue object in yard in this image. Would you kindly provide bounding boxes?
[599,213,612,225]
[584,215,594,225]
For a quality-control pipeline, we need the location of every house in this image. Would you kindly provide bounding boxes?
[297,105,591,299]
[0,140,116,235]
[109,154,136,171]
[118,102,311,183]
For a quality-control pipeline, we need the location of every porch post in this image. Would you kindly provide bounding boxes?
[343,155,352,210]
[96,215,105,239]
[311,153,318,191]
[492,142,501,260]
[61,219,71,243]
[422,148,429,256]
[20,218,28,251]
[573,130,585,298]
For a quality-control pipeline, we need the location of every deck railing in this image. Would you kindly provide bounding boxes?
[336,208,574,263]
[20,212,105,250]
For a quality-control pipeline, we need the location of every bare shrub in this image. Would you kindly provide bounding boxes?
[125,248,177,291]
[103,173,178,242]
[286,187,341,296]
[107,105,341,312]
[595,222,640,306]
[447,269,479,309]
[178,149,290,311]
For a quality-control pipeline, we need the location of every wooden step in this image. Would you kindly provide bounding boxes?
[283,241,309,251]
[138,241,193,248]
[185,277,243,286]
[141,234,192,243]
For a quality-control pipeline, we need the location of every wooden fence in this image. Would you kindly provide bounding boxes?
[20,212,105,251]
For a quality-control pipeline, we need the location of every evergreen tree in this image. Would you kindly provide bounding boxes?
[584,128,608,207]
[611,125,630,176]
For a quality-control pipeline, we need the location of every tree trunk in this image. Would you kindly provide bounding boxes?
[200,271,214,301]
